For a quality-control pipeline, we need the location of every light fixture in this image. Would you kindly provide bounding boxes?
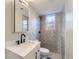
[26,0,32,2]
[23,0,29,6]
[19,0,29,6]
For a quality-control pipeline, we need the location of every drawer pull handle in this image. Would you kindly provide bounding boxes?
[35,52,37,58]
[38,50,40,52]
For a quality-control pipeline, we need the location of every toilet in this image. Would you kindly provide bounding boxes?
[40,48,50,59]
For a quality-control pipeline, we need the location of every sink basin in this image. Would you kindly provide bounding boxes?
[12,40,36,50]
[6,40,40,57]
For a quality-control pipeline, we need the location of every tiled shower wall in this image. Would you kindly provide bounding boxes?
[40,12,63,53]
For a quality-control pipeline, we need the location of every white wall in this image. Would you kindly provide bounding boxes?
[65,0,73,59]
[65,11,73,59]
[5,0,40,41]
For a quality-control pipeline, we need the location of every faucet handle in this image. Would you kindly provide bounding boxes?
[23,39,25,43]
[16,40,20,45]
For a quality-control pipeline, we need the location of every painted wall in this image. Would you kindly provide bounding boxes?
[65,12,73,59]
[5,0,40,41]
[65,0,73,59]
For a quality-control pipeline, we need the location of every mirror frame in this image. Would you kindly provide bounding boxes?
[12,0,29,33]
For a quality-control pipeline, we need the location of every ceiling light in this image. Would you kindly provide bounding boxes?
[23,0,29,6]
[19,0,29,6]
[26,0,32,2]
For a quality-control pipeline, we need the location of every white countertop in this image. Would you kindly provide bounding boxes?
[6,40,40,57]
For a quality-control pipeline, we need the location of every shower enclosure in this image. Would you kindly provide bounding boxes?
[39,11,65,59]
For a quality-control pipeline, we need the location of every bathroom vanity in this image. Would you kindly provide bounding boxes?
[6,40,40,59]
[6,0,41,59]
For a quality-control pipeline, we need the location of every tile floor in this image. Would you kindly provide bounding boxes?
[48,52,62,59]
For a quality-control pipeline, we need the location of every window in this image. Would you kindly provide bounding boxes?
[45,14,56,31]
[22,15,28,32]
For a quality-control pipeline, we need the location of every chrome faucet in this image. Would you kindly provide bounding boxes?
[20,34,26,43]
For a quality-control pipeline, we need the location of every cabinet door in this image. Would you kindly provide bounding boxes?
[36,50,40,59]
[6,49,23,59]
[24,44,40,59]
[25,51,36,59]
[34,45,40,59]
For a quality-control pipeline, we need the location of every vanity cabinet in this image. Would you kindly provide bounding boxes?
[24,44,40,59]
[6,40,40,59]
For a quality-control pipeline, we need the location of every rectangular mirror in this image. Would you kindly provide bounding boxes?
[13,0,29,32]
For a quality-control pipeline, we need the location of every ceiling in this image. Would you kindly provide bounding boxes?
[26,0,65,15]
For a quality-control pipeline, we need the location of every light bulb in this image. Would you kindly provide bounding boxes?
[22,0,29,6]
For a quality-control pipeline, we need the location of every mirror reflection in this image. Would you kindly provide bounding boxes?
[14,0,29,32]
